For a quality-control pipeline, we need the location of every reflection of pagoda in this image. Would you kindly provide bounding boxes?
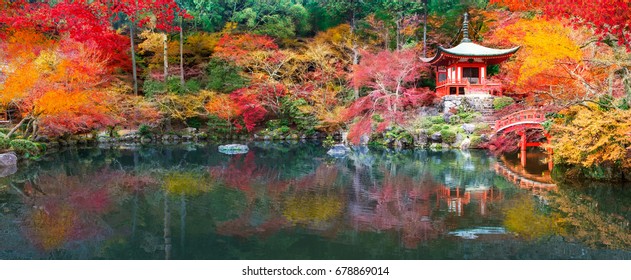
[422,13,520,97]
[436,185,503,216]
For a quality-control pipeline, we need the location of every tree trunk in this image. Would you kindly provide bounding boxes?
[6,117,28,139]
[163,33,169,80]
[179,17,185,87]
[130,23,139,95]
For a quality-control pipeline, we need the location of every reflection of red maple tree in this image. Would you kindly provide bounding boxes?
[209,152,290,201]
[351,170,444,249]
[21,169,157,251]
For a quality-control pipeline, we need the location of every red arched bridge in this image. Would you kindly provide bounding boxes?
[494,109,552,166]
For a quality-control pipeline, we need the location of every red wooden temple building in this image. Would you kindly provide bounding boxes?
[422,13,520,97]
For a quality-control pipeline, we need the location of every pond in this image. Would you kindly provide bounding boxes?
[0,142,630,259]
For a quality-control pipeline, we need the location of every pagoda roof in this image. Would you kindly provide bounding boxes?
[422,41,520,65]
[422,13,519,66]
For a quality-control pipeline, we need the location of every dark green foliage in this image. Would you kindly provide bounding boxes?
[186,117,203,129]
[167,77,202,95]
[204,58,249,93]
[143,78,167,97]
[487,64,500,77]
[281,98,318,132]
[9,139,40,157]
[207,115,232,136]
[0,137,10,150]
[138,124,152,136]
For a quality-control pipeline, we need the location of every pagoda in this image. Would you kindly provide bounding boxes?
[422,13,519,97]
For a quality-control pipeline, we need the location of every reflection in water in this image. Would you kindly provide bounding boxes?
[0,143,629,259]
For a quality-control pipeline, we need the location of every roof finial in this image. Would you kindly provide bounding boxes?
[462,12,471,43]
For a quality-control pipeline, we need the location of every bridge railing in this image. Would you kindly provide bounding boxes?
[495,109,546,132]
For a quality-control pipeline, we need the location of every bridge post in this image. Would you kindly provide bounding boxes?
[519,131,527,167]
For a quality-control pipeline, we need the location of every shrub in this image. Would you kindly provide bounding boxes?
[205,58,249,93]
[207,115,232,135]
[470,135,484,148]
[143,79,167,97]
[281,98,318,132]
[10,139,40,157]
[449,115,461,124]
[429,116,445,124]
[457,110,481,123]
[185,117,203,129]
[0,137,10,150]
[278,126,291,134]
[493,97,515,111]
[440,129,456,144]
[138,124,152,137]
[430,124,443,134]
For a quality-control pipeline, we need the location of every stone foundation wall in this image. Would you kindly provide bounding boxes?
[442,94,495,116]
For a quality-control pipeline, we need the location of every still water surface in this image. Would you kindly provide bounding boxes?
[0,142,629,259]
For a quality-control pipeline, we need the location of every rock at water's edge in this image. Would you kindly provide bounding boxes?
[0,164,17,178]
[327,144,349,157]
[218,144,249,155]
[0,153,18,167]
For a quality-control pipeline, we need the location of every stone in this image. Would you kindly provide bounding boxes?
[218,144,249,155]
[34,135,49,143]
[443,112,454,123]
[480,134,490,142]
[414,129,428,147]
[460,137,471,150]
[185,127,197,134]
[327,144,350,158]
[430,132,442,142]
[462,124,476,134]
[263,135,271,141]
[359,134,370,146]
[140,136,152,144]
[0,153,18,167]
[0,164,17,178]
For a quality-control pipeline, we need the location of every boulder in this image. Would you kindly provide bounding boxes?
[480,134,490,142]
[140,136,152,144]
[0,164,17,178]
[462,124,476,134]
[443,112,454,123]
[455,133,464,145]
[430,132,442,142]
[414,129,428,147]
[460,137,471,150]
[185,127,197,135]
[327,144,349,158]
[359,134,370,146]
[218,144,249,155]
[34,135,49,143]
[0,153,18,167]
